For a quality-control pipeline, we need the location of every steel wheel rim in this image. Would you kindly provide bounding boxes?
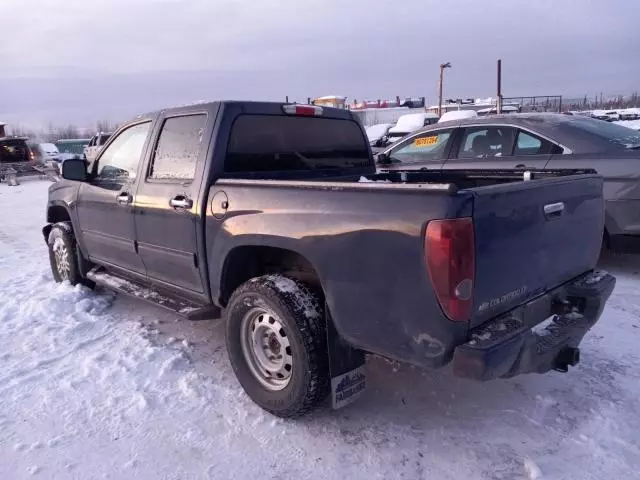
[53,237,71,281]
[240,307,293,391]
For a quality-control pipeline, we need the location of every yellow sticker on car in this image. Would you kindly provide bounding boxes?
[414,136,438,147]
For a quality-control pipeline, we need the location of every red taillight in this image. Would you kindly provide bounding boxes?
[425,218,475,322]
[281,104,323,116]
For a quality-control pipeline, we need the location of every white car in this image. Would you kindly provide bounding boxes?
[84,132,112,163]
[365,123,393,148]
[29,142,60,165]
[438,110,478,123]
[386,112,439,144]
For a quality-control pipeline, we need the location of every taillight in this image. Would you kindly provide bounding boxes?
[281,104,323,116]
[425,218,475,322]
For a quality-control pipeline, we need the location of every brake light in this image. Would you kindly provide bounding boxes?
[281,104,323,116]
[425,218,475,322]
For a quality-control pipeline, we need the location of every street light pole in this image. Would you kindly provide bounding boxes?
[438,62,452,116]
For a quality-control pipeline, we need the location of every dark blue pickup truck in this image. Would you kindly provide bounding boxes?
[43,101,615,417]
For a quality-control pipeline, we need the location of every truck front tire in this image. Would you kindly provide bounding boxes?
[224,275,330,417]
[47,223,93,287]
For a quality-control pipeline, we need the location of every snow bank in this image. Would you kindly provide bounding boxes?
[615,119,640,131]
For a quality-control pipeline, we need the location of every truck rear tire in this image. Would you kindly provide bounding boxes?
[47,223,94,288]
[224,275,329,418]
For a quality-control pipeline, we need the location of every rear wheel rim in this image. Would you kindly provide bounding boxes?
[240,307,293,391]
[53,237,71,281]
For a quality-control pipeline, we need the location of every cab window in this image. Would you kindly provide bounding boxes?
[514,130,562,155]
[388,129,453,164]
[457,126,515,158]
[94,122,151,182]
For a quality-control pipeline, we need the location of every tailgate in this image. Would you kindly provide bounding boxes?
[470,174,604,328]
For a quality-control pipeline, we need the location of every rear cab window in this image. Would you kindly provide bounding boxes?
[224,115,370,173]
[387,129,453,164]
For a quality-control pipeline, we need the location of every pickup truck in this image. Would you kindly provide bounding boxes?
[84,132,113,164]
[43,100,615,418]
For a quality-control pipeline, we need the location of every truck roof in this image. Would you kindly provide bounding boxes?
[137,100,357,123]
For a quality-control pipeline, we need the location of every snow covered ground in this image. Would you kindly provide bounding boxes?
[2,180,640,480]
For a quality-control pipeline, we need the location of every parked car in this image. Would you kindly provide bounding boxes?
[0,136,43,182]
[619,108,640,121]
[386,112,439,144]
[84,132,112,163]
[44,101,614,417]
[365,123,393,148]
[29,142,61,164]
[438,110,478,123]
[376,113,640,252]
[55,138,90,161]
[591,110,620,122]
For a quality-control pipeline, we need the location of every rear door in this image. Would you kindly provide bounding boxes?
[469,174,604,327]
[509,129,561,169]
[133,111,211,297]
[76,121,152,274]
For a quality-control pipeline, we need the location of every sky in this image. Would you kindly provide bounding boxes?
[1,0,639,129]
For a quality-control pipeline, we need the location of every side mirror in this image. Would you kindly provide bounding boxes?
[376,152,390,165]
[61,158,88,181]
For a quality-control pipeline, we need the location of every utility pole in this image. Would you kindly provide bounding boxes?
[438,62,451,116]
[496,59,502,114]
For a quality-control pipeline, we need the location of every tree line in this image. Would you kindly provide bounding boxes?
[7,120,117,143]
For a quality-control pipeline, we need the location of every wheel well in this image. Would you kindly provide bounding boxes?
[47,205,71,224]
[220,246,321,306]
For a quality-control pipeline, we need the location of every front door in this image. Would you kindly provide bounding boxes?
[76,121,152,274]
[134,113,209,294]
[383,128,455,170]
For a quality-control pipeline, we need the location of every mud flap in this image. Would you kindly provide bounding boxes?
[326,306,366,410]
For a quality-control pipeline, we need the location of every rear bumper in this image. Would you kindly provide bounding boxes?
[452,270,615,381]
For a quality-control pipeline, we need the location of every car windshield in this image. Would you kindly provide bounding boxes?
[569,116,640,148]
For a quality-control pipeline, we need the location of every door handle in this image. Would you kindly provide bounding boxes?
[170,196,193,210]
[544,202,565,219]
[515,164,527,168]
[117,192,132,205]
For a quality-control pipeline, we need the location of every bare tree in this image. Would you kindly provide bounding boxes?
[95,119,115,133]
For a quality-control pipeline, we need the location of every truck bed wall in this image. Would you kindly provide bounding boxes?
[205,180,472,367]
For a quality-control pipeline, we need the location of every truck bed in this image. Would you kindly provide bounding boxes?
[209,168,604,368]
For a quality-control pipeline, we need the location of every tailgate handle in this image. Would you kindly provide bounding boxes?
[544,202,565,218]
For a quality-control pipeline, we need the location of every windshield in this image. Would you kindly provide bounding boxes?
[569,116,640,148]
[225,115,371,172]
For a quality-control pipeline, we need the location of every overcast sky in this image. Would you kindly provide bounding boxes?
[1,0,639,128]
